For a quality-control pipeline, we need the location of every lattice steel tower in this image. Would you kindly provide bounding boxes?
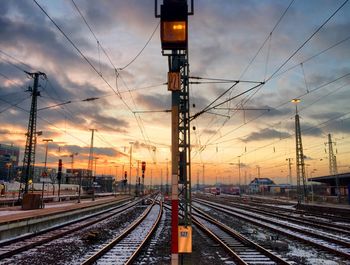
[293,99,307,203]
[21,72,46,194]
[327,133,338,176]
[327,133,339,198]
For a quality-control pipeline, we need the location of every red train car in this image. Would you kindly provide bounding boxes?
[221,186,240,195]
[204,187,221,195]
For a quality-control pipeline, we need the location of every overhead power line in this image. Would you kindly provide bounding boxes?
[33,0,120,97]
[267,0,349,81]
[118,22,160,71]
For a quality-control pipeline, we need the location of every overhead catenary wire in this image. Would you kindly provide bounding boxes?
[117,22,160,71]
[34,0,160,162]
[267,0,349,82]
[195,0,350,158]
[192,0,296,158]
[208,71,350,147]
[33,0,120,97]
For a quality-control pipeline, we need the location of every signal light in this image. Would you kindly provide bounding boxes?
[160,1,188,51]
[57,159,62,181]
[142,161,146,172]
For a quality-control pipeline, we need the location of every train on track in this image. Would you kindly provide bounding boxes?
[221,186,241,195]
[204,187,221,195]
[204,186,240,196]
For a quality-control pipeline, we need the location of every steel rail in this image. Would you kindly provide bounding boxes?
[192,206,290,265]
[81,199,161,265]
[210,196,350,236]
[164,203,287,265]
[0,198,138,260]
[125,200,163,264]
[194,198,350,260]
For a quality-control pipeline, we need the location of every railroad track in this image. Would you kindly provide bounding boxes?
[163,203,288,264]
[194,198,350,260]
[199,195,350,237]
[192,206,290,265]
[81,199,162,265]
[217,194,350,223]
[0,198,139,260]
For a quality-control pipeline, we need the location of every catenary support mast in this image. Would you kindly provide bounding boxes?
[21,72,46,194]
[293,99,307,204]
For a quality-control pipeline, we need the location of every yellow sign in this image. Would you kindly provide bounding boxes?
[168,72,181,91]
[178,226,192,253]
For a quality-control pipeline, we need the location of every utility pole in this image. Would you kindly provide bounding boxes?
[129,141,134,195]
[161,168,163,193]
[43,139,53,171]
[292,99,307,204]
[136,160,140,196]
[166,158,169,194]
[88,129,96,176]
[42,138,53,196]
[286,158,293,185]
[238,156,241,186]
[202,164,205,187]
[196,170,199,191]
[327,133,339,200]
[88,129,96,201]
[21,72,46,195]
[141,161,146,196]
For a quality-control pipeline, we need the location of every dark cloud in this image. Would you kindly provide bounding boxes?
[301,123,323,137]
[242,128,291,142]
[133,141,157,152]
[56,144,119,157]
[136,93,170,110]
[202,129,217,135]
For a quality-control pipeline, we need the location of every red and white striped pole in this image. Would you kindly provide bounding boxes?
[171,90,180,264]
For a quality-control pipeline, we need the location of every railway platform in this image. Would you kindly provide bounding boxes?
[0,195,131,242]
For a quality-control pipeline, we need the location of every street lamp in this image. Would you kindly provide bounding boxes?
[309,169,317,203]
[129,141,134,195]
[42,139,53,172]
[6,162,12,182]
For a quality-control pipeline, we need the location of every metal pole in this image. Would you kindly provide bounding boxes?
[171,88,180,263]
[129,142,134,195]
[22,72,44,194]
[137,160,140,196]
[166,158,169,194]
[238,157,241,186]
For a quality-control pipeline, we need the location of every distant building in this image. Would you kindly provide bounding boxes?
[95,175,114,193]
[13,165,57,183]
[0,144,20,181]
[66,168,92,186]
[248,178,275,193]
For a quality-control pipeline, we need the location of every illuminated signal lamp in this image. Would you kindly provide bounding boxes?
[160,0,188,51]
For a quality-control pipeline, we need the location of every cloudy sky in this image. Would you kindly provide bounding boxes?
[1,0,350,185]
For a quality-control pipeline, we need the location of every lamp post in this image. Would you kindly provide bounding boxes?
[292,98,307,204]
[136,160,141,196]
[42,139,53,171]
[6,162,12,182]
[129,141,134,195]
[67,152,80,203]
[238,156,241,187]
[310,169,317,203]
